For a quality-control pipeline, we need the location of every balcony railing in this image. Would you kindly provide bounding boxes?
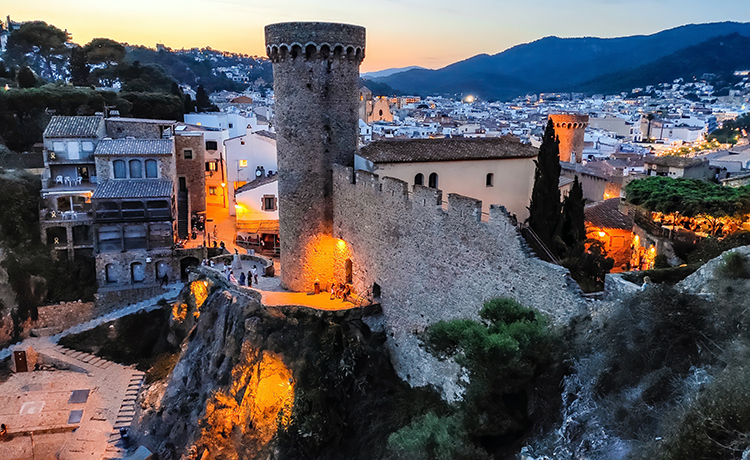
[40,208,93,222]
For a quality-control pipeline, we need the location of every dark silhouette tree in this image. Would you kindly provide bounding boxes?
[17,66,37,88]
[558,175,586,252]
[69,45,89,86]
[0,61,7,78]
[5,21,69,79]
[84,38,126,66]
[528,119,562,249]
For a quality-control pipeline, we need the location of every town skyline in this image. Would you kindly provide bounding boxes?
[6,0,750,72]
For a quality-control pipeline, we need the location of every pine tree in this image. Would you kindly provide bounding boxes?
[69,45,89,86]
[528,119,562,249]
[559,175,586,252]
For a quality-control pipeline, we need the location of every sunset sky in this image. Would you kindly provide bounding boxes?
[6,0,750,72]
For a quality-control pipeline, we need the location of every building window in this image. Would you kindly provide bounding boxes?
[184,149,193,159]
[486,173,494,187]
[206,161,218,172]
[145,159,158,178]
[129,159,143,178]
[131,262,145,283]
[205,141,218,151]
[428,172,438,189]
[97,225,122,252]
[262,195,277,211]
[82,141,94,152]
[113,160,126,178]
[239,159,247,168]
[414,173,424,186]
[209,186,217,195]
[105,264,117,283]
[53,142,65,152]
[228,123,234,129]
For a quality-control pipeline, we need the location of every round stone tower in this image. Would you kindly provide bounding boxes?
[265,22,365,291]
[548,113,589,163]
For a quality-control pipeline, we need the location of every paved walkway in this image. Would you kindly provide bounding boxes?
[0,340,146,460]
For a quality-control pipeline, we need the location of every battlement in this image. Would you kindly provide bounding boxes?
[335,165,514,227]
[265,22,365,63]
[548,113,589,130]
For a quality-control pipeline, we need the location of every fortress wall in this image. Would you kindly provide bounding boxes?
[333,165,584,397]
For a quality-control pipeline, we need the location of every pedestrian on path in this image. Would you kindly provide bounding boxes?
[213,225,218,239]
[247,271,253,287]
[239,272,246,286]
[229,270,237,284]
[252,265,259,284]
[161,274,169,287]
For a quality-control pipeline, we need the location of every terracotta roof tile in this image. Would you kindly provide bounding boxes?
[585,198,633,230]
[358,137,537,163]
[92,180,173,199]
[43,116,103,138]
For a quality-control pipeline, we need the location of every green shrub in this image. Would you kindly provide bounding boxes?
[387,412,489,460]
[715,251,750,279]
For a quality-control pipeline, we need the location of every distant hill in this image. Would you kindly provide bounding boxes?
[369,22,750,100]
[362,66,426,79]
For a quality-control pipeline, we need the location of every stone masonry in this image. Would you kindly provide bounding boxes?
[266,22,365,291]
[333,166,585,397]
[548,113,589,163]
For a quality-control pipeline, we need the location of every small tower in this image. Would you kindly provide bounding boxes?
[548,113,589,163]
[265,22,365,291]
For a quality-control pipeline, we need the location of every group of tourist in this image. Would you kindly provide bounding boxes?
[226,265,259,287]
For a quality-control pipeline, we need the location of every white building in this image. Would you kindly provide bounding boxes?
[225,130,277,216]
[234,176,279,252]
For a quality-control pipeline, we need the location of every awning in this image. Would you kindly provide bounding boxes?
[236,219,279,235]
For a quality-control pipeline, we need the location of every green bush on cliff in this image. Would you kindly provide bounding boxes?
[389,298,557,458]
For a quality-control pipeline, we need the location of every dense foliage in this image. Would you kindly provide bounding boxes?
[0,169,96,332]
[626,176,750,218]
[389,298,560,459]
[0,85,182,151]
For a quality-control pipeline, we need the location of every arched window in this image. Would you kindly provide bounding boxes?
[486,173,494,187]
[428,173,438,189]
[129,160,143,178]
[113,160,126,179]
[105,264,117,283]
[145,159,158,178]
[131,262,145,283]
[414,173,424,186]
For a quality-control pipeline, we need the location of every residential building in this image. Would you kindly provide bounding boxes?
[355,137,538,221]
[234,175,279,253]
[644,155,712,179]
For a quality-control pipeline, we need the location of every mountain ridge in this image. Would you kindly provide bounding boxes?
[369,22,750,100]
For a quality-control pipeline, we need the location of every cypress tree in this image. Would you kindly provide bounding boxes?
[559,175,586,252]
[528,119,562,249]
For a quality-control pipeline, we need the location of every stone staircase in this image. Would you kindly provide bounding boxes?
[105,371,146,459]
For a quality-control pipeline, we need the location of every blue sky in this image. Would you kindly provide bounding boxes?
[6,0,750,71]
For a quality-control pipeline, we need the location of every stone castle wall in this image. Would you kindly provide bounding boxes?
[266,22,365,292]
[332,165,585,397]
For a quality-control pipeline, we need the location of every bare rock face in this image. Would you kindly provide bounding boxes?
[135,273,437,460]
[679,245,750,293]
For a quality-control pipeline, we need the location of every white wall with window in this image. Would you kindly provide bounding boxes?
[234,178,279,224]
[224,130,277,216]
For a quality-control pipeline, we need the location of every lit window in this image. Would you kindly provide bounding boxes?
[209,186,217,195]
[184,149,193,160]
[239,159,247,168]
[206,161,218,172]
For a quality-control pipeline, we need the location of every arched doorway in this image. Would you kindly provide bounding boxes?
[131,262,145,283]
[180,256,200,281]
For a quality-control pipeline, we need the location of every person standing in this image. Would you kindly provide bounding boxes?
[239,272,246,286]
[252,265,259,284]
[229,270,237,284]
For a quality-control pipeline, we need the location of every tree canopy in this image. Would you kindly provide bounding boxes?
[5,21,70,79]
[626,176,750,218]
[84,38,126,65]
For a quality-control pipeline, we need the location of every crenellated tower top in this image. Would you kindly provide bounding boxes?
[265,22,365,63]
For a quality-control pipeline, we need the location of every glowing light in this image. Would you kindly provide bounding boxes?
[220,182,226,188]
[598,231,607,238]
[464,95,475,103]
[649,246,656,253]
[198,350,294,454]
[3,85,8,91]
[634,235,640,244]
